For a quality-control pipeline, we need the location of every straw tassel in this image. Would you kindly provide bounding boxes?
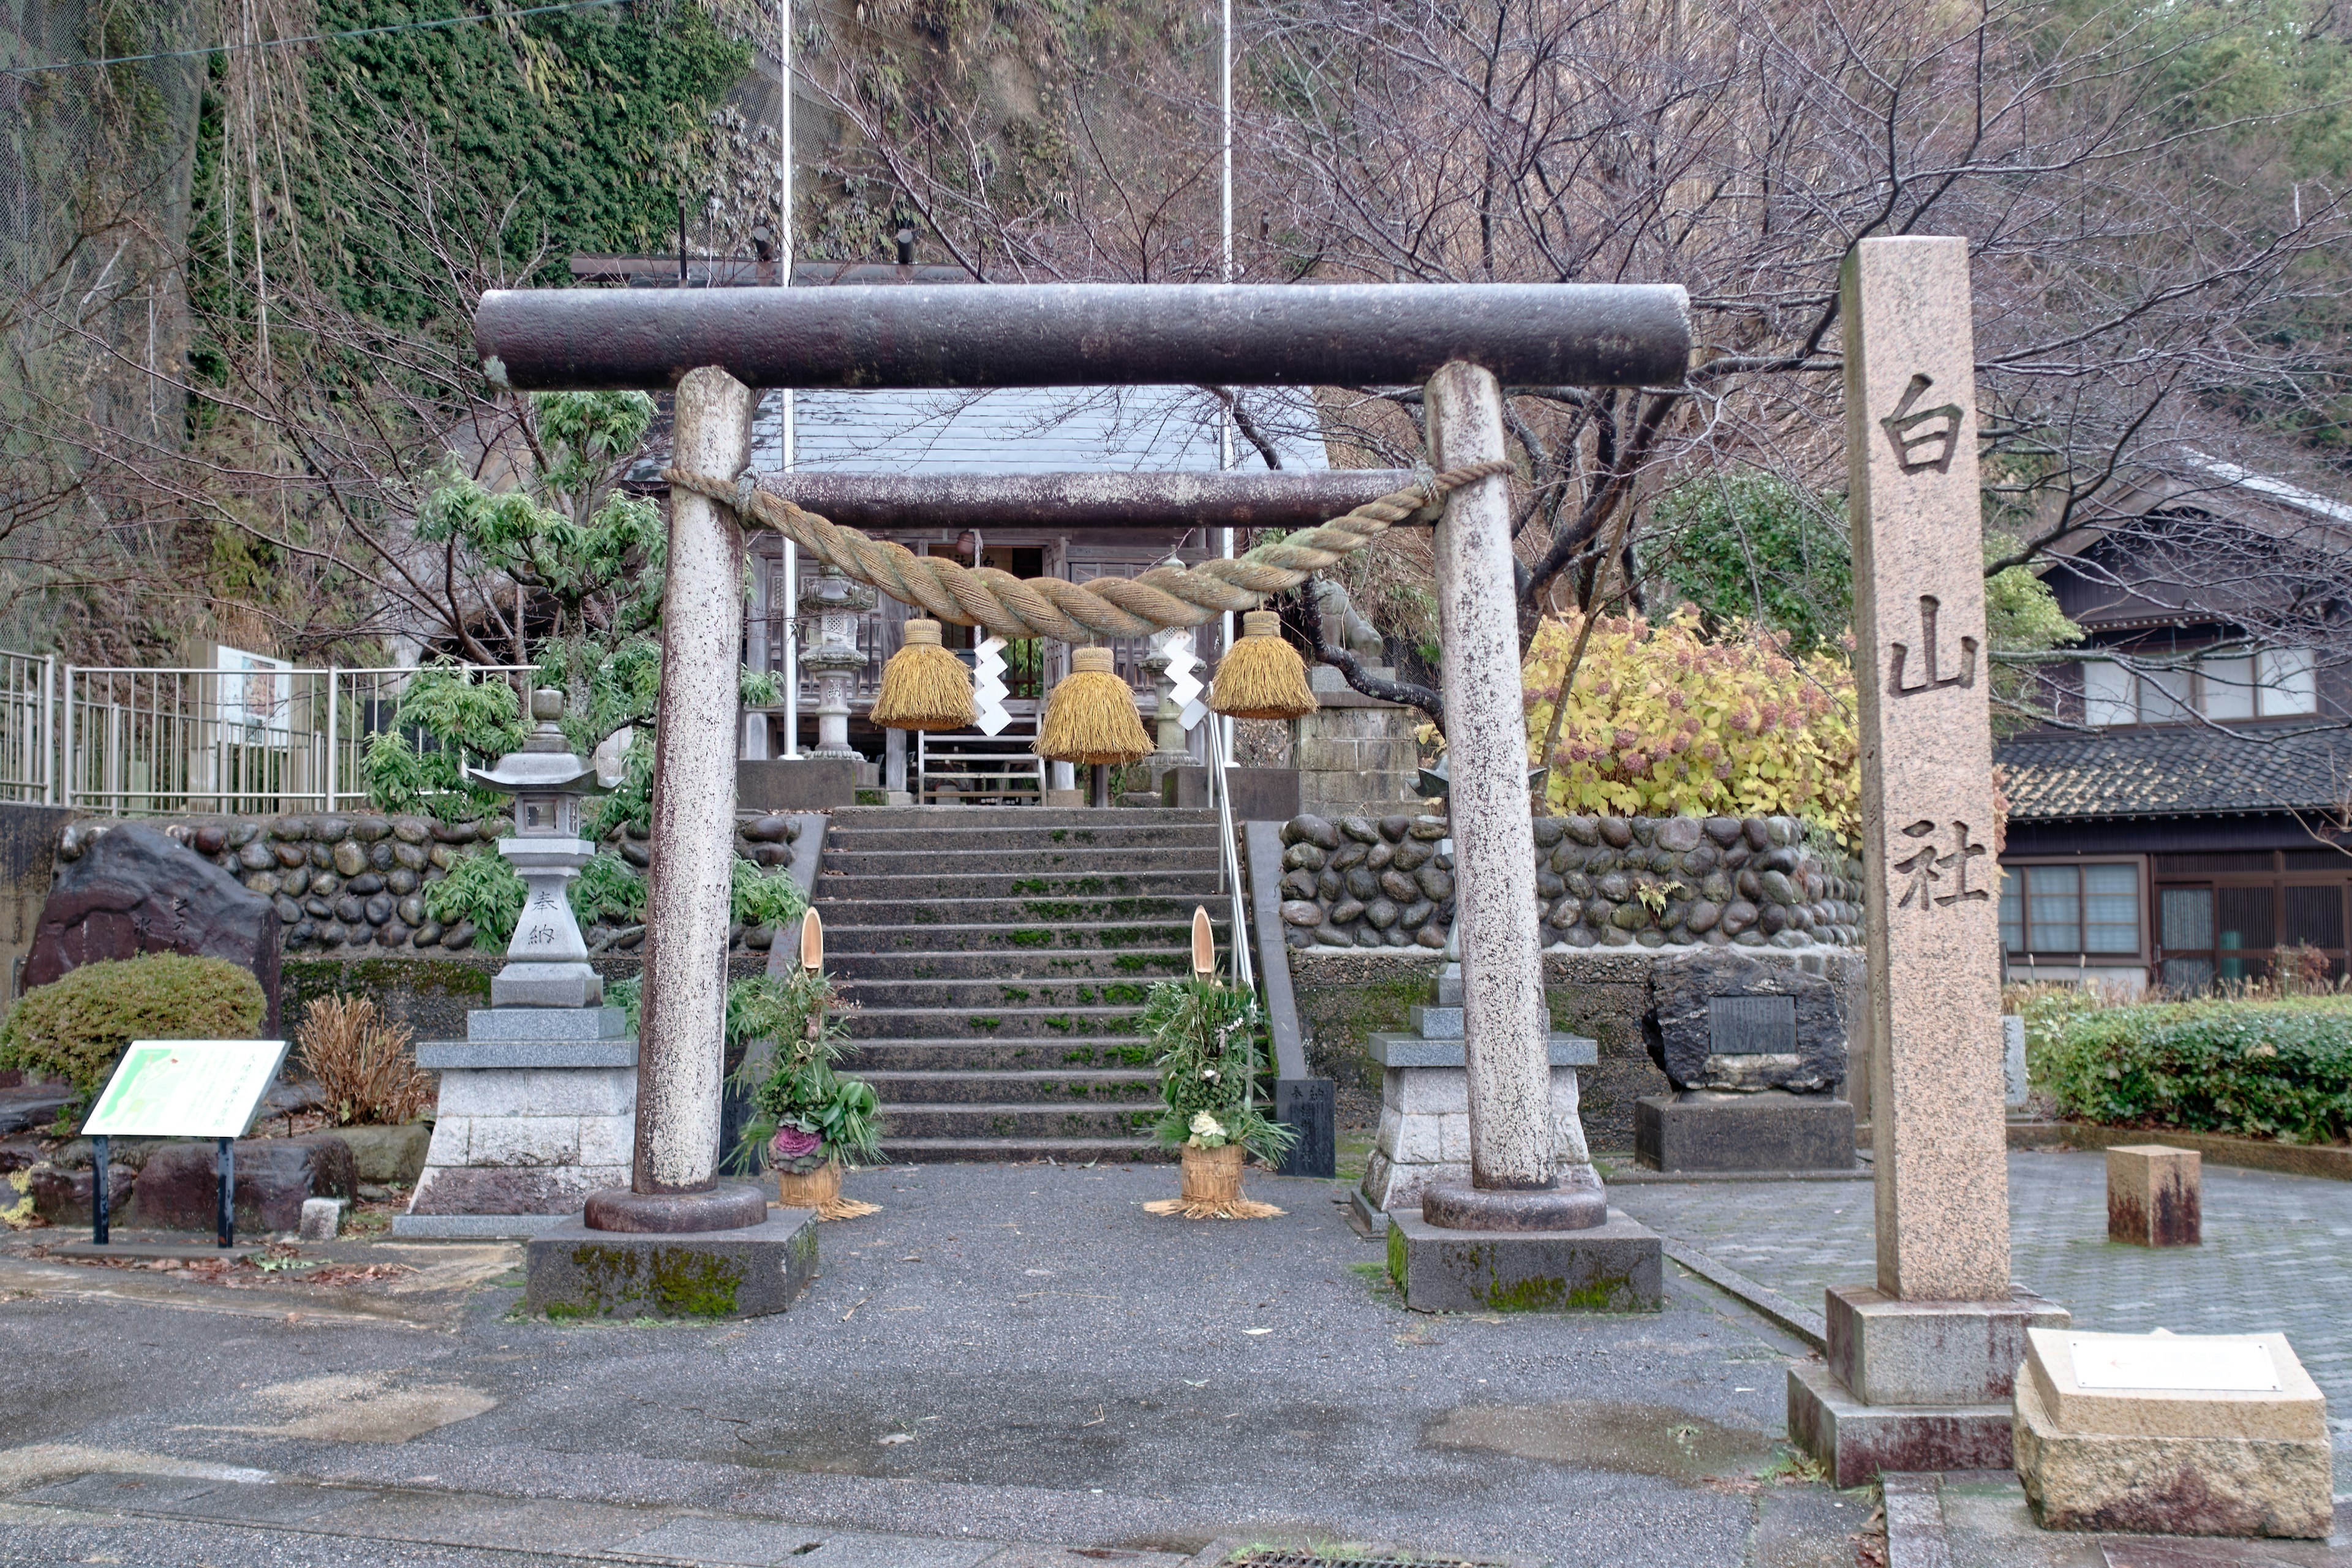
[1035,646,1152,765]
[870,619,974,731]
[1210,609,1317,721]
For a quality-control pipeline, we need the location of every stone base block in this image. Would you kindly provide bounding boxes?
[737,758,857,811]
[491,962,601,1009]
[2015,1376,2332,1538]
[524,1209,819,1320]
[1635,1091,1856,1173]
[1389,1207,1661,1313]
[1830,1284,2069,1406]
[390,1212,573,1238]
[405,1162,631,1218]
[1787,1362,2018,1489]
[2106,1144,2200,1246]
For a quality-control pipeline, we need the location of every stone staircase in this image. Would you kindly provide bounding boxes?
[817,805,1229,1163]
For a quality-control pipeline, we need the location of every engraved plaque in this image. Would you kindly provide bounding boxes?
[1708,995,1798,1058]
[2070,1334,2279,1393]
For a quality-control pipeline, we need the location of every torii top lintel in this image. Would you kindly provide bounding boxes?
[474,282,1692,393]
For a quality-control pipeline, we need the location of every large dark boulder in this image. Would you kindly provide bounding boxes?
[24,824,281,1032]
[131,1134,357,1233]
[1647,950,1845,1093]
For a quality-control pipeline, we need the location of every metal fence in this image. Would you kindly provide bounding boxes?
[0,654,535,816]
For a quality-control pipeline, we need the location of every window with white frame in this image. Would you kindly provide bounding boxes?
[2079,647,2316,726]
[2000,862,2141,954]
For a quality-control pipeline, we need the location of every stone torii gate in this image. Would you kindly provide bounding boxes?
[478,281,1691,1316]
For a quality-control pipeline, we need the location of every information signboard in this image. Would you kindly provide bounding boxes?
[82,1039,288,1140]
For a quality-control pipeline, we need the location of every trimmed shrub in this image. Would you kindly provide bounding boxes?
[0,954,267,1101]
[2039,995,2352,1145]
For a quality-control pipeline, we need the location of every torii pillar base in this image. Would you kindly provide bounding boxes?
[524,1202,818,1321]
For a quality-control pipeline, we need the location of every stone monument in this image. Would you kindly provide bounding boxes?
[1388,361,1662,1313]
[1635,950,1857,1173]
[397,689,638,1237]
[1785,236,2068,1483]
[524,368,818,1319]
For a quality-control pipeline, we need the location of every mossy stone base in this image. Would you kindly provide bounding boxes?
[1390,1206,1661,1313]
[524,1208,818,1320]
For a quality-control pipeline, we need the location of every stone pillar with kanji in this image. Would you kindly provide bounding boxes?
[1787,237,2067,1486]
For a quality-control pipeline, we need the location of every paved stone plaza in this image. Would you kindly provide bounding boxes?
[1612,1150,2352,1453]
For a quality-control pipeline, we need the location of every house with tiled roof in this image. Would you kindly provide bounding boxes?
[1994,466,2352,994]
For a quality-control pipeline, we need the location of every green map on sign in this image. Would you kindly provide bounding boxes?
[82,1039,287,1138]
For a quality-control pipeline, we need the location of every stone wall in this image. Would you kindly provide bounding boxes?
[279,952,774,1043]
[1288,946,1864,1154]
[1273,812,1864,952]
[58,809,807,962]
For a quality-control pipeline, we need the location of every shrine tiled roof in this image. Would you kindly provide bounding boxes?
[1995,726,2352,820]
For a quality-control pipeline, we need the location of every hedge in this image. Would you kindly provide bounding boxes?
[2038,995,2352,1145]
[0,954,268,1102]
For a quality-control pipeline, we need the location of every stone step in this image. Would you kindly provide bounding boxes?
[834,976,1159,1011]
[823,948,1197,981]
[846,1038,1158,1071]
[814,895,1223,929]
[825,823,1221,852]
[861,1068,1161,1105]
[817,870,1223,901]
[876,1102,1161,1140]
[843,1005,1145,1039]
[821,846,1221,877]
[823,921,1198,955]
[875,1135,1173,1164]
[829,806,1220,831]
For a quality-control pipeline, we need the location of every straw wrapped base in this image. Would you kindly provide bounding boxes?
[1210,631,1317,721]
[1145,1144,1284,1221]
[777,1161,882,1221]
[872,640,974,730]
[1036,668,1152,765]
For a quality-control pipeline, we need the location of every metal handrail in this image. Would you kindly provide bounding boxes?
[1206,717,1254,990]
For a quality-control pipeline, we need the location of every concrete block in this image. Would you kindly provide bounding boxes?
[1787,1362,2017,1489]
[1829,1284,2069,1407]
[1390,1207,1662,1313]
[466,1007,630,1041]
[575,1114,635,1166]
[425,1117,472,1166]
[1159,766,1300,821]
[1436,1112,1471,1163]
[2015,1329,2332,1537]
[1634,1091,1856,1173]
[418,1038,638,1070]
[525,1208,820,1319]
[2106,1144,2199,1246]
[466,1117,580,1168]
[434,1066,636,1120]
[1390,1065,1469,1115]
[298,1197,345,1241]
[737,758,857,811]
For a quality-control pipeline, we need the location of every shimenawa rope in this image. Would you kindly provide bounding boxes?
[662,461,1512,643]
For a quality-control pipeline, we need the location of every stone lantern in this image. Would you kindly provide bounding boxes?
[467,688,610,1009]
[799,566,875,761]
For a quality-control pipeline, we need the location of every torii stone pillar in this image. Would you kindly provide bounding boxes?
[1787,238,2065,1483]
[524,366,819,1318]
[1388,362,1659,1311]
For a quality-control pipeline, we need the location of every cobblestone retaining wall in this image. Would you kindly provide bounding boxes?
[1273,812,1863,952]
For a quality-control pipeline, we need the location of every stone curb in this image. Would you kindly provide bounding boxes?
[1880,1472,1955,1568]
[1659,1238,1827,1349]
[2008,1121,2352,1183]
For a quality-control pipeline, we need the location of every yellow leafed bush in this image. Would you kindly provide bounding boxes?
[1521,609,1858,840]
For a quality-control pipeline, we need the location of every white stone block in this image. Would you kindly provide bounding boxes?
[298,1197,346,1242]
[426,1117,472,1166]
[1389,1112,1446,1165]
[576,1114,636,1167]
[1437,1112,1472,1163]
[467,1117,580,1167]
[1373,1106,1403,1158]
[435,1066,635,1118]
[1392,1066,1471,1116]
